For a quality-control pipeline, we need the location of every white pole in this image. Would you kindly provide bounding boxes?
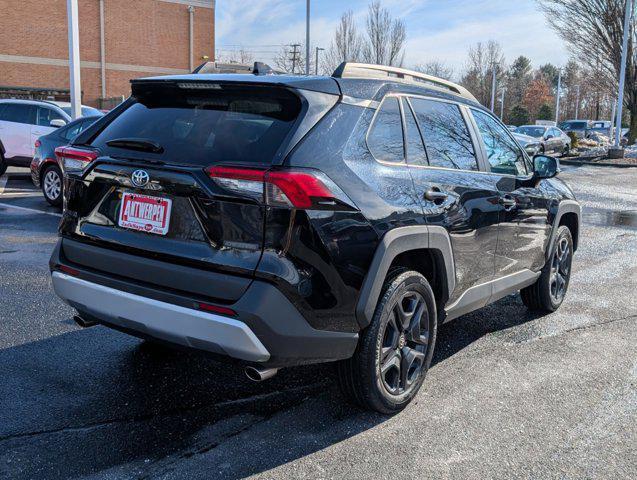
[555,69,562,125]
[66,0,82,119]
[305,0,310,76]
[490,65,496,112]
[500,88,506,120]
[615,0,634,148]
[99,0,106,101]
[188,6,195,72]
[611,98,617,137]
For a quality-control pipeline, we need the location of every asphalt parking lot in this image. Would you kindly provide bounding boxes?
[1,165,636,480]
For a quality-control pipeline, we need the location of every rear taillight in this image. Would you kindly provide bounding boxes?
[206,166,355,210]
[55,146,98,173]
[34,140,41,148]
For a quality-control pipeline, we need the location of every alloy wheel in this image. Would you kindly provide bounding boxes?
[44,170,61,201]
[550,237,570,303]
[379,291,429,396]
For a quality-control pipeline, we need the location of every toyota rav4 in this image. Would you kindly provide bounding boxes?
[50,63,580,413]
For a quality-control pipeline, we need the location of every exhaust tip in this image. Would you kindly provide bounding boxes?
[73,314,98,328]
[245,366,278,382]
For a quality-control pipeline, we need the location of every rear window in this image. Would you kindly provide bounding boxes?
[89,85,302,166]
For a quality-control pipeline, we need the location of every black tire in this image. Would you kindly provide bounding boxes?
[336,270,437,414]
[521,226,573,312]
[41,164,63,206]
[539,144,546,155]
[0,151,7,177]
[563,144,570,156]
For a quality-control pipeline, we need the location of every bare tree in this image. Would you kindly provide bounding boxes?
[216,48,254,65]
[323,10,363,74]
[538,0,637,140]
[459,41,506,107]
[361,1,406,66]
[413,60,454,80]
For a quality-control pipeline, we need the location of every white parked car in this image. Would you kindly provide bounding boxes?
[0,99,102,175]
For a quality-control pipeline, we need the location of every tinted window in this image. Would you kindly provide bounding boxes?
[61,106,103,117]
[472,109,527,176]
[368,97,404,163]
[410,98,478,171]
[90,86,302,167]
[0,103,36,124]
[62,118,97,140]
[402,99,427,166]
[37,107,65,127]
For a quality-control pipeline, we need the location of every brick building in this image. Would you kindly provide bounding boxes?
[0,0,215,108]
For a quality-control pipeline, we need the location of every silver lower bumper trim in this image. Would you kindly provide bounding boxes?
[51,272,270,362]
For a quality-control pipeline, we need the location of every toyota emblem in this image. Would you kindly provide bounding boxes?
[131,170,150,187]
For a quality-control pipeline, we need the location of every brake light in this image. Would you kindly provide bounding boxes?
[34,140,41,148]
[55,146,98,173]
[206,166,353,210]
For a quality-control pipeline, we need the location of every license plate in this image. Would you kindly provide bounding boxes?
[118,192,172,235]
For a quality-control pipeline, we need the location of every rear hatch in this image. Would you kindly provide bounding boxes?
[59,79,337,302]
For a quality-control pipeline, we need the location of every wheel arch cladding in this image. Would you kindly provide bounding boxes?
[548,200,581,259]
[355,226,456,329]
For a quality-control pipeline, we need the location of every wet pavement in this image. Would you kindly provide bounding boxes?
[0,165,636,479]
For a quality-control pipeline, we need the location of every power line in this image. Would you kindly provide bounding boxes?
[290,44,301,74]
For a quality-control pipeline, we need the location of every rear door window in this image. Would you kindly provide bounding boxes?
[410,98,478,171]
[90,85,302,167]
[0,104,36,125]
[402,99,427,166]
[367,97,404,164]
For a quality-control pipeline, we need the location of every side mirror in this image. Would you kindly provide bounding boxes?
[50,119,66,128]
[533,155,559,179]
[545,134,554,140]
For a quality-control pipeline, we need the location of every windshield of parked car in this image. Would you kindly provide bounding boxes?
[62,106,104,117]
[559,121,588,130]
[516,126,546,138]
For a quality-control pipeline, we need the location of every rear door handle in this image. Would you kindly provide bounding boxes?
[424,186,448,205]
[499,195,516,211]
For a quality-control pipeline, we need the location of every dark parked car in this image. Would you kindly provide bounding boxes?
[50,63,580,414]
[558,120,592,139]
[31,115,102,206]
[516,125,571,155]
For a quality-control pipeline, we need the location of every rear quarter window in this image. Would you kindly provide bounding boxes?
[89,85,302,167]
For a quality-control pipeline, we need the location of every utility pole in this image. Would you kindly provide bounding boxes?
[555,69,562,125]
[290,44,301,74]
[305,0,310,76]
[315,47,324,75]
[575,85,581,120]
[66,0,82,119]
[614,0,634,150]
[500,87,506,120]
[490,64,497,112]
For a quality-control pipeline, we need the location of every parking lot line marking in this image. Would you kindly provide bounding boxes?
[0,176,7,195]
[0,202,62,218]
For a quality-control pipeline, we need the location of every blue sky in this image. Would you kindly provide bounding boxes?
[215,0,570,76]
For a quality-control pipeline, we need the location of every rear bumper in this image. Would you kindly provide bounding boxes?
[50,238,359,367]
[52,271,271,362]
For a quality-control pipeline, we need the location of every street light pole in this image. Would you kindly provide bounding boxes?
[66,0,82,120]
[305,0,310,76]
[614,0,634,148]
[315,47,324,75]
[500,87,506,120]
[490,65,497,112]
[555,69,562,125]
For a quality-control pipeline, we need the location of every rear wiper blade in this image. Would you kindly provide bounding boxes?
[106,138,164,154]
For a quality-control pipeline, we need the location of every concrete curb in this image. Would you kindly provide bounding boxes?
[560,158,637,168]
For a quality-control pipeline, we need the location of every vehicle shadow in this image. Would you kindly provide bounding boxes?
[0,294,542,479]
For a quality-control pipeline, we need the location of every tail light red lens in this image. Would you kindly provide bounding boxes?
[206,166,355,210]
[34,140,41,148]
[55,146,98,173]
[196,302,237,317]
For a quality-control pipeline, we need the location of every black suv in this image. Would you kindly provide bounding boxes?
[50,63,580,414]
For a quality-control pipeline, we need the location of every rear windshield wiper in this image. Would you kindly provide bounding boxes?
[106,138,164,154]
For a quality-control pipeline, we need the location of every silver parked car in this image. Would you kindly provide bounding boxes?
[512,132,541,156]
[516,125,571,155]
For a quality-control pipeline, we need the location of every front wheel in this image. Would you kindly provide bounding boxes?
[42,165,63,206]
[336,270,437,414]
[521,226,573,312]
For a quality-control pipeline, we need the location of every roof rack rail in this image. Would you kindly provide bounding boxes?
[332,62,478,103]
[192,61,282,76]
